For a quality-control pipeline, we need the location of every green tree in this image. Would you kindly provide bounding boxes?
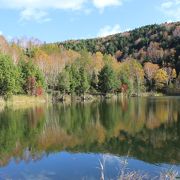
[79,67,90,96]
[90,70,99,92]
[68,64,80,94]
[0,54,21,97]
[98,64,119,94]
[18,59,45,95]
[57,69,70,94]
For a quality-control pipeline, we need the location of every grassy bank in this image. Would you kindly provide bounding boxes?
[0,95,50,109]
[0,97,5,112]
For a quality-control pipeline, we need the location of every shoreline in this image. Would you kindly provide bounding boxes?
[0,92,173,109]
[52,92,165,103]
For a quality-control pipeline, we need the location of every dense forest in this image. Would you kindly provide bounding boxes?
[59,22,180,69]
[0,21,180,98]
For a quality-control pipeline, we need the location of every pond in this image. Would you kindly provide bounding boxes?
[0,97,180,180]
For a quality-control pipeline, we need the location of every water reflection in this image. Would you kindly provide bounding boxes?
[0,97,180,168]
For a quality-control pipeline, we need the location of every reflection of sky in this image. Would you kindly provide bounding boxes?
[1,152,180,180]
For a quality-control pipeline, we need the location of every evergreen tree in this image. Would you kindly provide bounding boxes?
[98,64,118,94]
[58,69,70,94]
[68,64,80,94]
[91,70,99,91]
[0,54,21,97]
[79,67,90,95]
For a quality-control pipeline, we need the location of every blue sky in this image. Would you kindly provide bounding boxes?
[0,0,179,42]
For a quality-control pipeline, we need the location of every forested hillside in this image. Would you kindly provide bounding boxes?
[59,22,180,72]
[0,21,179,98]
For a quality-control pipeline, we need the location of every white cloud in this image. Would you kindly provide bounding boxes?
[20,9,51,22]
[98,24,121,37]
[0,0,86,10]
[160,0,180,20]
[0,31,3,35]
[0,0,86,22]
[0,0,125,22]
[161,1,173,8]
[92,0,123,9]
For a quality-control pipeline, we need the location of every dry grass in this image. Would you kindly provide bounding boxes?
[8,96,47,109]
[98,156,179,180]
[160,168,179,180]
[0,97,5,111]
[117,156,148,180]
[0,95,49,110]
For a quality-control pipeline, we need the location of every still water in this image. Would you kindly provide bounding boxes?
[0,97,180,180]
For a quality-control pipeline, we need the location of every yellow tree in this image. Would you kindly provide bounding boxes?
[10,43,22,64]
[119,58,144,95]
[35,48,50,75]
[0,35,11,55]
[103,54,120,72]
[154,69,168,89]
[163,67,177,85]
[172,68,177,79]
[92,51,104,72]
[66,49,80,65]
[143,62,159,90]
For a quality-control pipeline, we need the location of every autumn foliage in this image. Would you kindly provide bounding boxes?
[0,22,180,97]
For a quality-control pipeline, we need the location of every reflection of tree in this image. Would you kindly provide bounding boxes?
[0,97,180,166]
[0,106,45,166]
[99,100,122,133]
